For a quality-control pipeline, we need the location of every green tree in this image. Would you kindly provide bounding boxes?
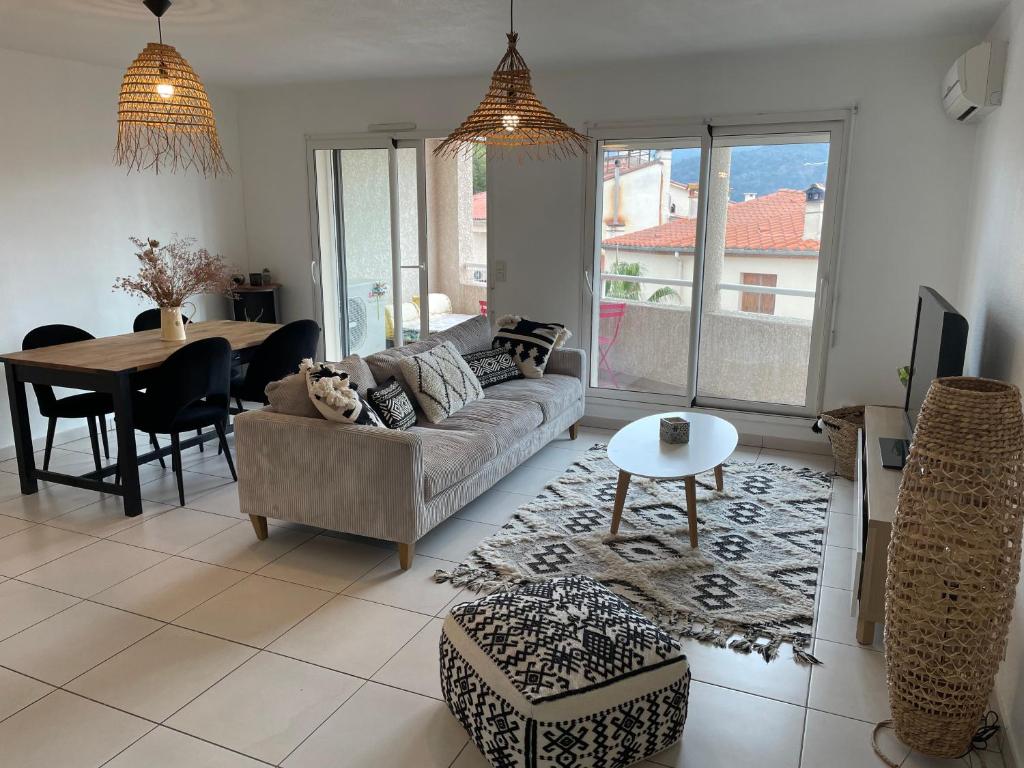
[604,260,681,304]
[472,145,486,193]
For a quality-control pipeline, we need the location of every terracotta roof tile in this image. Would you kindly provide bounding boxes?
[603,189,820,252]
[473,191,486,220]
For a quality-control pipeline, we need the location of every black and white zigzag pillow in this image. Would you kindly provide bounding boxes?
[366,377,416,430]
[492,315,571,378]
[461,348,523,388]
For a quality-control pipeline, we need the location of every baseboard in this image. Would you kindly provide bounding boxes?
[0,416,112,462]
[995,686,1022,768]
[582,398,831,456]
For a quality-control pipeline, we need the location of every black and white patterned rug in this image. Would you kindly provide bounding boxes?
[435,444,833,664]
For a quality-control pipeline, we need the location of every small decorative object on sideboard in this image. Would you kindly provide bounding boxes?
[231,273,246,287]
[660,415,690,444]
[261,267,272,285]
[248,272,263,287]
[113,236,234,342]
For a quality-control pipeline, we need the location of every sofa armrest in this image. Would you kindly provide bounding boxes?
[235,410,424,542]
[546,347,586,382]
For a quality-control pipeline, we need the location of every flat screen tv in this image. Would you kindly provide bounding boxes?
[879,286,968,469]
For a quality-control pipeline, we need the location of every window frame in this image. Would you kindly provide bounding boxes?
[579,110,852,418]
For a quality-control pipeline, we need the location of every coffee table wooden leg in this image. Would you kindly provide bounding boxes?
[714,464,724,491]
[610,470,631,534]
[684,476,698,548]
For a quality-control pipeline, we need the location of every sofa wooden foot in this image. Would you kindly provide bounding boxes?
[569,421,579,440]
[399,542,415,570]
[249,514,269,541]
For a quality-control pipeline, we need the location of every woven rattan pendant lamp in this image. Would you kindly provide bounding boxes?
[433,0,588,159]
[115,0,230,177]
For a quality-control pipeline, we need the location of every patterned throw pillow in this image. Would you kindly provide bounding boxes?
[492,315,572,378]
[462,348,523,388]
[300,359,384,427]
[366,377,416,430]
[398,341,484,424]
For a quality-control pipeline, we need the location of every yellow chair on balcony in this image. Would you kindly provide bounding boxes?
[384,302,420,344]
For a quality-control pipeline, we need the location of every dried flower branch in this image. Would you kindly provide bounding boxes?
[113,236,235,308]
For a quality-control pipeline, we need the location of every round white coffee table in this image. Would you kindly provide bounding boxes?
[607,412,738,548]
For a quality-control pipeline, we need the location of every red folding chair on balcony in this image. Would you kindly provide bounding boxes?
[479,299,488,316]
[598,302,627,386]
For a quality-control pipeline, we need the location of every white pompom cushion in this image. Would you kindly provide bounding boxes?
[301,359,384,427]
[441,575,690,767]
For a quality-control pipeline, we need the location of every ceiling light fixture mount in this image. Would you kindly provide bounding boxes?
[115,0,230,177]
[433,0,588,160]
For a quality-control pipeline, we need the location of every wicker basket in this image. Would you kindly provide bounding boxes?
[884,377,1024,757]
[815,406,864,480]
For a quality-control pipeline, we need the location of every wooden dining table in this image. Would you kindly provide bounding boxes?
[1,320,280,517]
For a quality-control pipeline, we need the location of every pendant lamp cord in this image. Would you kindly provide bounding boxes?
[157,16,163,45]
[510,0,515,34]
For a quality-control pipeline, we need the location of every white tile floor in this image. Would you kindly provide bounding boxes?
[0,426,1010,767]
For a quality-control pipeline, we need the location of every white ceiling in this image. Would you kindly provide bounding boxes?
[0,0,1006,86]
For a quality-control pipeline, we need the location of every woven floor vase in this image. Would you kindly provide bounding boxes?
[884,376,1024,757]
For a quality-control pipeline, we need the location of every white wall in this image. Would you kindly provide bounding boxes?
[237,35,979,415]
[959,2,1024,761]
[0,47,247,454]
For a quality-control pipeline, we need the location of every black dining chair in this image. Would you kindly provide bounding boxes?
[132,337,235,506]
[132,308,191,333]
[22,325,112,473]
[133,308,206,459]
[230,319,320,412]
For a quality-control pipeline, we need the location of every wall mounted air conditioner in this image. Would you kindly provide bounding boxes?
[943,41,1007,123]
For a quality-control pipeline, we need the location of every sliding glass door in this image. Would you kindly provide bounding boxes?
[588,117,846,415]
[592,136,707,397]
[309,136,488,360]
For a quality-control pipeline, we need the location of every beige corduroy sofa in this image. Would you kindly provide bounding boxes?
[235,315,585,569]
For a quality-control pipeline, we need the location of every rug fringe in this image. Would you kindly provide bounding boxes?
[433,568,823,666]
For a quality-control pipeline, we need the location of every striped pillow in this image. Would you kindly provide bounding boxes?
[492,315,572,378]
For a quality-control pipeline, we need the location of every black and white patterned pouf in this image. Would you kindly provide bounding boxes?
[440,575,690,768]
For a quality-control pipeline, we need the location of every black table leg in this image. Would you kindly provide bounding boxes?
[4,363,38,496]
[111,373,143,517]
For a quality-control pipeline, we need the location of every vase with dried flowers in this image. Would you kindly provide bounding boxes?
[114,236,234,341]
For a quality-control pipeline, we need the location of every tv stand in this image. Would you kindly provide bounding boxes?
[878,436,910,470]
[851,406,904,644]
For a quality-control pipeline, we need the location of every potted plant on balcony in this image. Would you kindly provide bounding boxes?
[114,236,234,341]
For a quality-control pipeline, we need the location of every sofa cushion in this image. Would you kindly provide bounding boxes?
[265,354,375,418]
[484,374,583,422]
[412,427,497,500]
[301,360,385,427]
[422,397,543,452]
[365,337,441,405]
[399,341,484,424]
[433,314,492,354]
[492,315,571,378]
[462,348,523,388]
[366,377,416,430]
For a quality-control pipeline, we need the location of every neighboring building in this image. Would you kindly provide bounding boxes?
[602,184,824,320]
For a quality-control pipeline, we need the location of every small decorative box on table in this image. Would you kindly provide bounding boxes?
[440,575,690,768]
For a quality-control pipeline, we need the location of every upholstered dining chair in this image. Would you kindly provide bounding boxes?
[22,324,112,473]
[133,307,202,461]
[229,319,320,412]
[131,337,235,506]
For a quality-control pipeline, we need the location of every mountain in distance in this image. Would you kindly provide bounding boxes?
[671,143,830,202]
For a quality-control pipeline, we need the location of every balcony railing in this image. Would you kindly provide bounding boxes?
[598,272,816,299]
[594,273,814,406]
[603,150,660,179]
